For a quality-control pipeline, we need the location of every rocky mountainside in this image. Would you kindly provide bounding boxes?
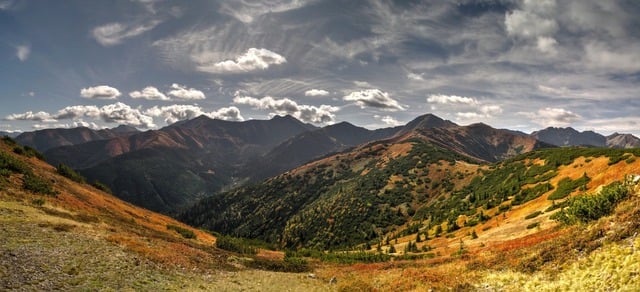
[607,133,640,148]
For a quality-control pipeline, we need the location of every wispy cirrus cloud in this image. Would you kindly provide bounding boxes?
[92,20,161,46]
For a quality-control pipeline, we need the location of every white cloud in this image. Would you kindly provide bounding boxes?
[80,85,121,100]
[220,0,316,23]
[4,111,55,122]
[98,102,155,128]
[167,83,205,100]
[54,105,101,120]
[304,89,330,97]
[536,36,558,55]
[16,45,30,61]
[145,104,244,124]
[343,89,405,111]
[206,48,287,73]
[427,94,478,105]
[210,106,244,121]
[583,41,640,73]
[129,86,169,100]
[374,115,402,126]
[522,107,581,127]
[0,0,13,10]
[456,112,485,120]
[233,93,338,123]
[480,105,503,116]
[407,73,424,81]
[92,20,160,46]
[505,1,558,39]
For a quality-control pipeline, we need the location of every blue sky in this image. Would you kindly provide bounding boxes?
[1,0,639,135]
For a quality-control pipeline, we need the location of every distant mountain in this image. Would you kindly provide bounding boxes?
[59,115,318,213]
[15,125,139,152]
[399,120,549,162]
[246,121,401,181]
[531,127,606,147]
[607,133,640,149]
[0,131,21,138]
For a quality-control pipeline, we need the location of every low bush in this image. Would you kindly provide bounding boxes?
[23,173,57,196]
[245,257,311,273]
[56,164,86,184]
[525,211,542,220]
[215,235,257,254]
[552,182,629,225]
[91,180,112,194]
[166,224,196,239]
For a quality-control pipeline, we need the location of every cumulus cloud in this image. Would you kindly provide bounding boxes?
[5,111,55,122]
[80,85,121,100]
[427,94,478,105]
[5,103,155,128]
[98,102,155,128]
[343,89,405,111]
[233,93,338,123]
[374,115,402,126]
[16,45,30,61]
[129,86,169,100]
[167,83,205,100]
[480,105,503,116]
[145,104,243,124]
[54,105,101,120]
[304,89,330,97]
[522,107,581,127]
[92,21,160,46]
[208,48,287,73]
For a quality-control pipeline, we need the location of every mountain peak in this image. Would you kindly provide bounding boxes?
[398,113,457,135]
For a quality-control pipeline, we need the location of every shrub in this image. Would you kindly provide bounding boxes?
[245,257,310,273]
[552,182,629,225]
[215,236,257,254]
[524,211,542,220]
[56,164,86,184]
[526,222,540,229]
[31,198,46,206]
[91,180,112,194]
[23,173,57,196]
[548,175,590,200]
[166,224,196,239]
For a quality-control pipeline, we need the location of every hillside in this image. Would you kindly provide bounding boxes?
[179,120,553,249]
[0,137,329,291]
[39,115,317,214]
[15,125,139,152]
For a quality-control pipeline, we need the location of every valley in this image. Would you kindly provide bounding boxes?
[3,114,640,291]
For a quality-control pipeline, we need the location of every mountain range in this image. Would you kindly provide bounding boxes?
[10,114,640,214]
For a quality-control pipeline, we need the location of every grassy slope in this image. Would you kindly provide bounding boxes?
[0,140,330,291]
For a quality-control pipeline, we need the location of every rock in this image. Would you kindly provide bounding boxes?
[329,276,337,285]
[307,273,317,279]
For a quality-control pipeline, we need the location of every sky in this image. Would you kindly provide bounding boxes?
[1,0,639,136]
